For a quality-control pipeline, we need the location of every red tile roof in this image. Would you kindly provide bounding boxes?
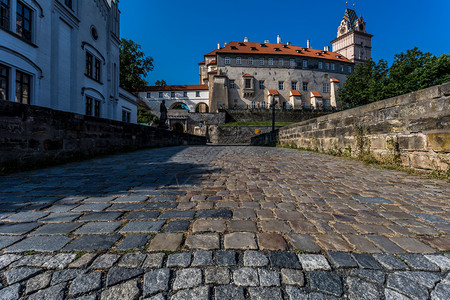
[311,91,323,97]
[198,61,205,65]
[290,90,302,96]
[330,78,340,83]
[206,41,353,64]
[268,90,279,95]
[136,85,209,92]
[243,74,254,77]
[207,60,217,66]
[208,70,218,74]
[205,49,219,56]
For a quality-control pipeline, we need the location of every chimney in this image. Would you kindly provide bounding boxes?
[287,42,291,45]
[217,43,220,50]
[324,46,330,52]
[224,42,227,47]
[264,40,269,43]
[277,35,282,44]
[244,37,249,42]
[307,40,311,48]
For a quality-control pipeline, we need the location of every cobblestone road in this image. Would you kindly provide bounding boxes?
[0,145,449,299]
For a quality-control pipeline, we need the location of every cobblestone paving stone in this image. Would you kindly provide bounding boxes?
[0,145,449,298]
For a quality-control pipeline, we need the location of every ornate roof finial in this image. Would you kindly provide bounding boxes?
[346,1,348,7]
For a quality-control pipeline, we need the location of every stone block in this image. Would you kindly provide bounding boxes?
[398,134,427,151]
[428,133,450,153]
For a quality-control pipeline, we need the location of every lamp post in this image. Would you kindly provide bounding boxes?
[270,100,278,133]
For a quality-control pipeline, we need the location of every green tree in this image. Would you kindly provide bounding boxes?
[339,47,450,108]
[338,59,389,107]
[155,80,167,86]
[386,47,434,96]
[137,106,158,124]
[120,38,154,91]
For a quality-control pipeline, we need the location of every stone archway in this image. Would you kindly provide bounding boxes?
[171,122,184,133]
[195,103,209,113]
[170,102,189,111]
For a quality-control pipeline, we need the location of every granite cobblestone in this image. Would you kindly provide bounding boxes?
[0,146,449,298]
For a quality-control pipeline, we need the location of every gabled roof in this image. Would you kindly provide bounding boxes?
[243,74,254,77]
[136,85,209,92]
[311,91,323,97]
[198,61,205,65]
[207,60,217,66]
[290,90,302,96]
[268,89,279,95]
[206,41,352,64]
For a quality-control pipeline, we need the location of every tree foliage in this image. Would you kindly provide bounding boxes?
[155,80,167,86]
[339,47,450,108]
[119,38,154,91]
[137,106,158,124]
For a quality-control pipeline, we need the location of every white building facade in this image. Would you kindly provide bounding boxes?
[0,0,137,123]
[138,85,210,114]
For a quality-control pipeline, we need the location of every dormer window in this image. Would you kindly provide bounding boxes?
[239,42,246,46]
[274,48,281,51]
[296,50,302,53]
[251,47,258,51]
[260,43,267,47]
[231,46,238,50]
[282,45,288,48]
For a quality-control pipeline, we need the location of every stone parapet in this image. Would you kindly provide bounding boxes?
[0,100,206,172]
[252,82,450,170]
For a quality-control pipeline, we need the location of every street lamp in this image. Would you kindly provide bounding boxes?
[270,100,278,133]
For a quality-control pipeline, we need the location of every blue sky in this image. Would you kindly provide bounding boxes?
[119,0,450,86]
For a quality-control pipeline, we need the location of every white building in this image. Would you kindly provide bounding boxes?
[0,0,137,123]
[138,85,210,114]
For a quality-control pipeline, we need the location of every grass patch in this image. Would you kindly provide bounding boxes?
[220,121,296,127]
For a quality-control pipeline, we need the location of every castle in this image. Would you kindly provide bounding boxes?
[139,7,372,119]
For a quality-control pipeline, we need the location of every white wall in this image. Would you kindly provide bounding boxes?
[0,0,122,122]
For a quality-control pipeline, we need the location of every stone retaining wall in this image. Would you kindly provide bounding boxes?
[225,110,328,123]
[0,100,206,172]
[209,126,276,145]
[252,83,450,170]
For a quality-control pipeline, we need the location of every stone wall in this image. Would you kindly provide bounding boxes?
[225,110,328,123]
[0,100,206,172]
[209,126,276,145]
[252,83,450,170]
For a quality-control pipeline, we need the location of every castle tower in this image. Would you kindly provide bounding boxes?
[331,7,373,64]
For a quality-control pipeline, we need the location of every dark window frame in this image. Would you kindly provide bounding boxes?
[291,81,297,90]
[303,82,308,91]
[0,63,9,101]
[94,99,101,117]
[0,0,10,29]
[245,78,251,89]
[85,96,93,116]
[278,81,284,90]
[16,1,32,42]
[94,58,101,81]
[85,52,93,77]
[259,80,265,90]
[15,70,31,104]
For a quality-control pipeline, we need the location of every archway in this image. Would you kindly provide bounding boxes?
[171,122,184,133]
[195,103,209,113]
[170,102,189,110]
